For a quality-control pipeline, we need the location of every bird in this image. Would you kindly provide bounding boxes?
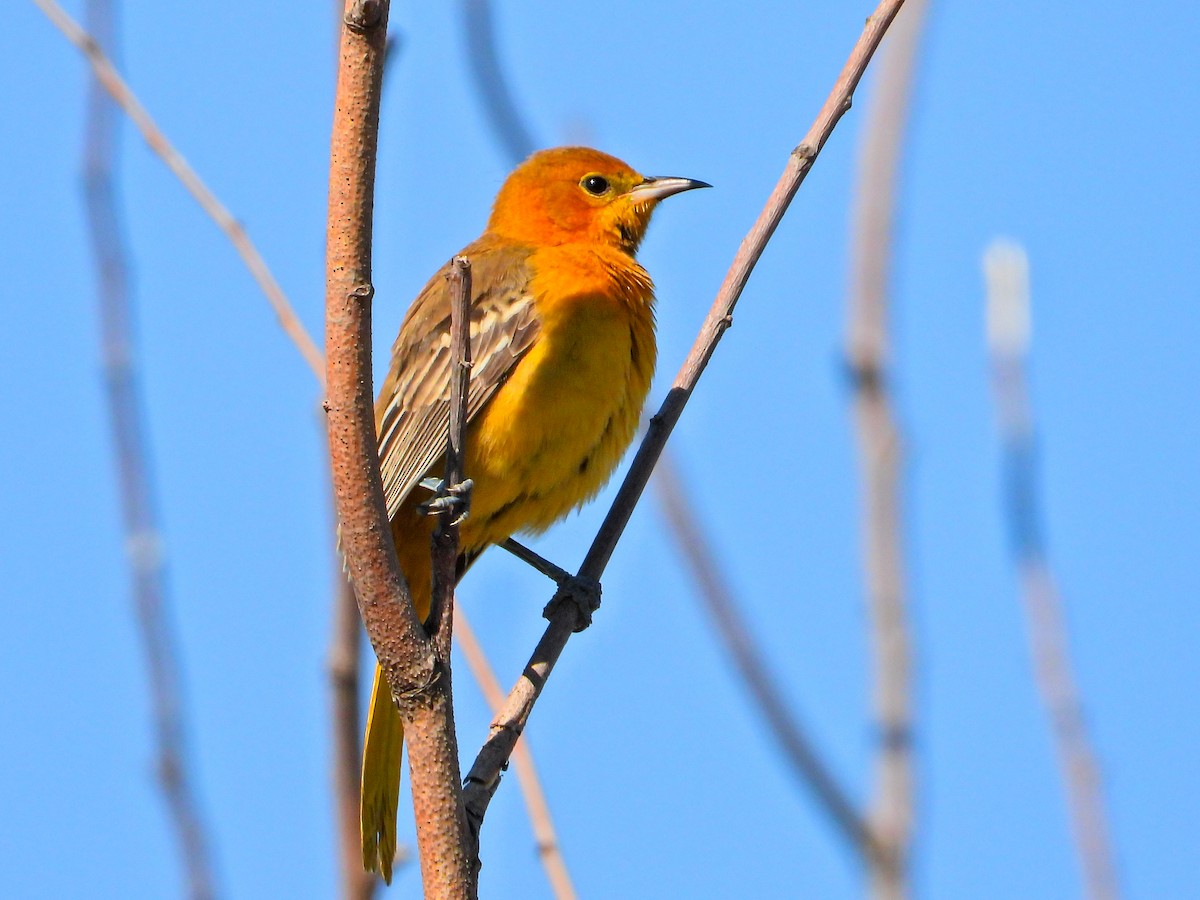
[361,146,708,881]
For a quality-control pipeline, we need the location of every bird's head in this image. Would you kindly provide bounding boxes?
[487,146,709,255]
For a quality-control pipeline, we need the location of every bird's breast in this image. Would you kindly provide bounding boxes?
[462,246,656,546]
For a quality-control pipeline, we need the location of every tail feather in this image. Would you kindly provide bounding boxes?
[361,662,405,884]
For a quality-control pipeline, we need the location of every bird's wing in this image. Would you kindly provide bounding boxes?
[375,241,540,519]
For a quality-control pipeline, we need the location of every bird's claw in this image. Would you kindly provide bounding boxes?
[542,575,602,632]
[418,477,474,526]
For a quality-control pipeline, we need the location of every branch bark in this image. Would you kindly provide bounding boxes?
[325,1,473,895]
[74,1,219,896]
[426,258,472,659]
[984,241,1121,900]
[845,2,929,896]
[461,0,910,831]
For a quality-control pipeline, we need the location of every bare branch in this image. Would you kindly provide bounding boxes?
[454,609,577,900]
[462,0,537,163]
[845,2,929,896]
[984,241,1121,900]
[326,1,474,895]
[654,455,882,866]
[461,0,911,829]
[330,571,380,900]
[72,1,220,896]
[33,0,324,385]
[463,2,859,880]
[427,258,473,660]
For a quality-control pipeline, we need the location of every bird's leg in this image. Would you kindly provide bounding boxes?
[417,476,474,526]
[500,538,569,583]
[500,539,602,632]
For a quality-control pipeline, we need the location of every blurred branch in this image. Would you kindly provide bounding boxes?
[845,3,929,896]
[33,0,324,385]
[75,2,219,897]
[329,571,380,900]
[462,0,537,162]
[454,610,577,900]
[326,1,476,895]
[984,241,1121,900]
[654,455,884,867]
[461,0,912,833]
[38,1,373,892]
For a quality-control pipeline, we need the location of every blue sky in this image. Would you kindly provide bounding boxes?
[3,1,1197,897]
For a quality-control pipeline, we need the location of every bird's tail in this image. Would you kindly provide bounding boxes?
[361,662,404,883]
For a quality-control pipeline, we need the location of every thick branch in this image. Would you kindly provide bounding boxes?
[845,2,929,896]
[326,2,473,896]
[462,0,910,828]
[984,241,1121,900]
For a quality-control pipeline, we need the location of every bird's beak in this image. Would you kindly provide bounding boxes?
[627,175,712,203]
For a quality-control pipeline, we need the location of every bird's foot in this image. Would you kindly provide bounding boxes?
[417,477,474,526]
[543,575,602,633]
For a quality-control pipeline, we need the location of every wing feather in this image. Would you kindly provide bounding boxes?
[375,241,540,519]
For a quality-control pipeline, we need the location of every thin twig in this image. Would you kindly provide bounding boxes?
[33,0,324,385]
[464,2,858,880]
[427,257,473,659]
[984,241,1121,900]
[653,454,881,867]
[325,1,475,895]
[77,2,218,897]
[461,0,910,830]
[454,609,577,900]
[462,0,537,163]
[845,2,929,896]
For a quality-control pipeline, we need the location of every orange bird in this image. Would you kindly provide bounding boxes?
[361,146,707,880]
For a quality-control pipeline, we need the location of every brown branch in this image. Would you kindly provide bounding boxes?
[73,1,220,896]
[325,1,475,896]
[33,0,324,385]
[461,0,910,830]
[653,454,883,866]
[462,0,537,163]
[426,258,473,658]
[454,609,577,900]
[984,241,1121,900]
[330,571,379,900]
[845,2,929,896]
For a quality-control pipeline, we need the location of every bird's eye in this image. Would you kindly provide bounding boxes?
[581,174,610,196]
